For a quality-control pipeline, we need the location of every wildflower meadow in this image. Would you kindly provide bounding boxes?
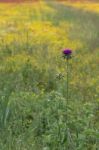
[0,0,99,149]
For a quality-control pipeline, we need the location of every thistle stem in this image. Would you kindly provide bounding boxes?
[67,59,69,106]
[66,58,69,126]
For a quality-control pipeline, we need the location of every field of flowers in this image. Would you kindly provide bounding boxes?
[62,1,99,13]
[0,1,99,149]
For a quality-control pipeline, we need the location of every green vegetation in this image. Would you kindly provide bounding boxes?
[0,1,99,149]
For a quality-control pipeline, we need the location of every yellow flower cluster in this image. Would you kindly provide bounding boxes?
[0,1,83,73]
[63,1,99,13]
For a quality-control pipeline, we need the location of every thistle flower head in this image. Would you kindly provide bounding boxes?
[63,49,72,59]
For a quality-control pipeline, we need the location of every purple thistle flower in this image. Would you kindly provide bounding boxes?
[63,49,72,59]
[63,49,72,55]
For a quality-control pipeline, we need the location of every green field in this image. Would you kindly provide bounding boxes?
[0,1,99,149]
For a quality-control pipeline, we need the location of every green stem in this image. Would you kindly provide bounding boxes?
[66,59,69,126]
[65,59,69,146]
[67,59,69,106]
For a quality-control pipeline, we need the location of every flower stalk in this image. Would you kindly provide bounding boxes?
[63,49,72,108]
[63,49,73,147]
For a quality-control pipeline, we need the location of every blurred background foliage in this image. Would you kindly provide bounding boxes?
[0,1,99,149]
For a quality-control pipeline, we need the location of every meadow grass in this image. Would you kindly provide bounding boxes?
[0,1,99,149]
